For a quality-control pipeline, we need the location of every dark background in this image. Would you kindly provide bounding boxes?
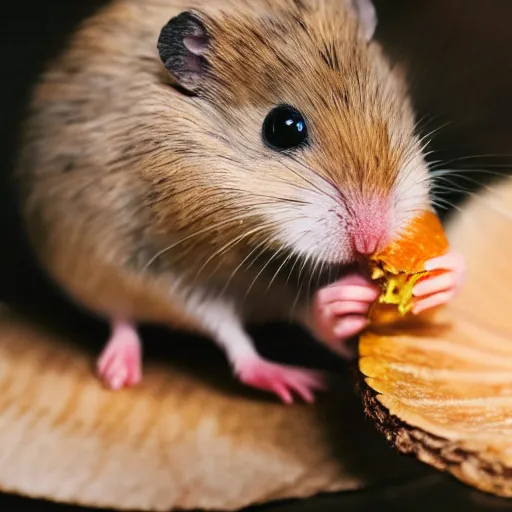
[1,0,512,510]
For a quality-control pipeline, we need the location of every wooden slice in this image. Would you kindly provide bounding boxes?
[358,178,512,497]
[0,306,417,511]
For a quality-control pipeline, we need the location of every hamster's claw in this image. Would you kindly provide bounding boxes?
[235,358,327,404]
[412,250,466,314]
[97,320,142,390]
[307,273,379,356]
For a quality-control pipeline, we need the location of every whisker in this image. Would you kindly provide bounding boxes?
[281,155,340,204]
[417,122,452,148]
[431,168,512,182]
[142,206,291,270]
[290,250,316,317]
[244,245,288,299]
[212,136,339,203]
[222,238,275,295]
[430,197,463,213]
[429,154,512,170]
[430,185,473,197]
[267,247,300,291]
[193,223,279,282]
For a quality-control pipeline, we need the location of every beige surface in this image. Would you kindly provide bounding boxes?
[359,177,512,496]
[0,306,416,511]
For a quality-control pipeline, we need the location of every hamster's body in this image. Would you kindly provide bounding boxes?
[15,0,465,401]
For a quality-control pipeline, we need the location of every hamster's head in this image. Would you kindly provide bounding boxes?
[155,0,431,276]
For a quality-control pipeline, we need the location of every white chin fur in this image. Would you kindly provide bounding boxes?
[269,177,353,265]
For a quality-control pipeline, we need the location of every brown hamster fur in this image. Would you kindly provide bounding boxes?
[15,0,432,400]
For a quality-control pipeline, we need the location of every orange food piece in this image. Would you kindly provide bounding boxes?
[369,211,449,315]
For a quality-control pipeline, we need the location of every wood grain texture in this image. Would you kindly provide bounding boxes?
[0,308,416,511]
[359,177,512,497]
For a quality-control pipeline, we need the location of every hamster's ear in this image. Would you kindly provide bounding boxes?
[349,0,377,41]
[157,11,208,93]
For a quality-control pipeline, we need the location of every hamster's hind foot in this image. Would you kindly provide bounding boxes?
[235,358,327,404]
[97,320,142,390]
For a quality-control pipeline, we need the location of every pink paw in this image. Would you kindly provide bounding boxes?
[412,249,466,314]
[236,358,327,404]
[307,273,380,355]
[96,321,142,390]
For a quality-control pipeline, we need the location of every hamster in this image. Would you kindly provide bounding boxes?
[14,0,465,403]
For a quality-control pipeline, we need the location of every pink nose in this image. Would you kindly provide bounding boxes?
[352,229,384,255]
[349,200,390,255]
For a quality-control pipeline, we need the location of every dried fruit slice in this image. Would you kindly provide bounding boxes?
[369,211,449,315]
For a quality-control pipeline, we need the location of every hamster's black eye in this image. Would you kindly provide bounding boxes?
[262,105,308,151]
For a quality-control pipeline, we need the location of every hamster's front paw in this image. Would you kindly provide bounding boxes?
[235,358,327,404]
[412,250,466,314]
[306,273,380,357]
[97,320,142,390]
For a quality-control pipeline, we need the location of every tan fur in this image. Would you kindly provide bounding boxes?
[15,0,429,332]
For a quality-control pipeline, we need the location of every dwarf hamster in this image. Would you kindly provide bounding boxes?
[14,0,464,403]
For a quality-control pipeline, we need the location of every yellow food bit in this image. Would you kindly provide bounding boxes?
[376,272,424,315]
[368,211,449,318]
